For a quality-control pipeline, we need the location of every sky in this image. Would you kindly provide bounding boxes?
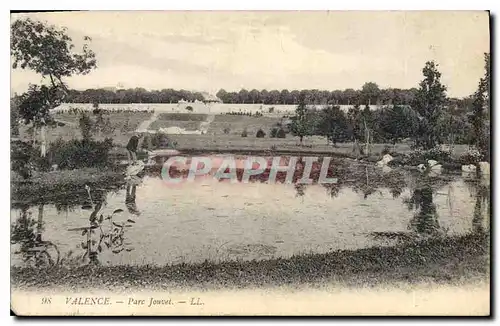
[10,11,490,98]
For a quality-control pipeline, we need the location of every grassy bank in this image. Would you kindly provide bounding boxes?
[11,232,489,291]
[11,168,126,207]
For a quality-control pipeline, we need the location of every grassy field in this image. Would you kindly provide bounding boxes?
[208,115,284,136]
[53,111,152,130]
[149,120,202,131]
[16,112,471,158]
[11,232,489,291]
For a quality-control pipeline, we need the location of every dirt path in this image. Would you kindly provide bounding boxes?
[199,114,215,134]
[135,111,160,133]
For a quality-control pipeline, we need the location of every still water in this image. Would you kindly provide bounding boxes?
[10,158,490,267]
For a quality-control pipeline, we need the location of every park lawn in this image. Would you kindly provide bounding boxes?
[15,111,470,159]
[11,232,489,291]
[163,134,470,159]
[149,120,202,131]
[208,114,284,136]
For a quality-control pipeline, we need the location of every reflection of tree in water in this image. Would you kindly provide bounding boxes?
[465,178,490,235]
[11,204,60,268]
[11,205,37,255]
[405,184,441,236]
[333,164,407,200]
[67,184,138,266]
[294,183,307,197]
[322,183,340,199]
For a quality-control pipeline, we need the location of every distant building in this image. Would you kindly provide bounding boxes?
[200,92,221,104]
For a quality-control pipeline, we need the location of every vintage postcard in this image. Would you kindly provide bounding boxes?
[10,10,490,316]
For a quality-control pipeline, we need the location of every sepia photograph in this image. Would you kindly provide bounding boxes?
[9,10,491,316]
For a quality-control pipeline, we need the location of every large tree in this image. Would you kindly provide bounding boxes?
[318,105,349,146]
[290,96,313,144]
[411,61,447,149]
[361,82,380,106]
[379,105,418,144]
[470,53,490,162]
[11,18,96,151]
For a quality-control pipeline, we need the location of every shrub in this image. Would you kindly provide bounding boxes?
[276,128,286,138]
[270,128,278,138]
[406,147,452,165]
[11,140,36,179]
[381,145,391,156]
[102,117,115,135]
[185,106,193,112]
[79,113,94,140]
[121,118,131,133]
[256,129,266,138]
[141,135,151,150]
[223,127,231,135]
[459,148,482,165]
[241,129,248,137]
[48,138,114,170]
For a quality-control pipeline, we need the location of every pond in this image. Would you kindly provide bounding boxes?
[10,156,490,268]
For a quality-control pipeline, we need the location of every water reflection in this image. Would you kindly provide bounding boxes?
[10,204,60,268]
[467,178,490,235]
[125,177,141,216]
[10,158,491,267]
[62,181,140,266]
[405,183,441,236]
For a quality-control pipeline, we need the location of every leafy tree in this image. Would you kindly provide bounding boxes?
[256,129,266,138]
[318,105,349,146]
[79,113,93,140]
[11,18,96,98]
[411,61,447,149]
[290,97,312,144]
[11,96,21,137]
[270,127,278,138]
[238,89,249,104]
[470,53,490,161]
[379,106,418,144]
[268,90,281,104]
[216,89,228,103]
[347,104,362,141]
[344,88,359,105]
[249,89,260,104]
[361,82,380,105]
[11,18,96,153]
[280,89,290,104]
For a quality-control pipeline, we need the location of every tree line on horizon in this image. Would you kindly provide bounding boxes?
[12,83,473,110]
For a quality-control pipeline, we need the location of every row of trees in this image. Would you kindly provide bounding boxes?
[216,83,419,106]
[14,83,472,109]
[289,56,490,156]
[62,88,207,104]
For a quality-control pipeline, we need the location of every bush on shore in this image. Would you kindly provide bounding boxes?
[405,147,452,165]
[48,138,114,170]
[256,129,266,138]
[276,128,286,138]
